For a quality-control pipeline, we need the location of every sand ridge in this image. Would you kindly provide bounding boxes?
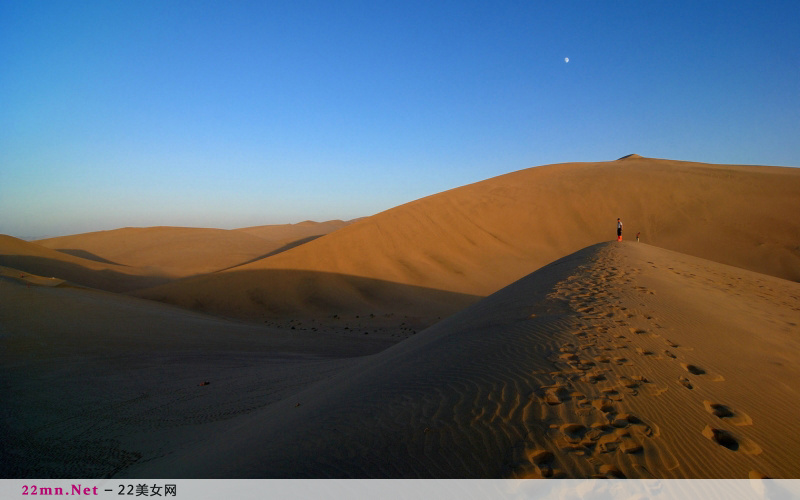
[121,242,800,478]
[233,219,356,242]
[135,157,800,323]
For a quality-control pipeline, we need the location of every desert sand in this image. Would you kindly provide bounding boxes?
[132,156,800,324]
[2,156,799,479]
[123,242,800,478]
[0,265,393,478]
[34,220,354,278]
[0,235,171,292]
[234,219,356,242]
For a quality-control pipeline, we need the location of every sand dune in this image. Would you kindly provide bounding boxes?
[234,219,356,241]
[0,267,393,478]
[122,242,800,479]
[35,222,353,277]
[16,221,355,292]
[4,156,800,479]
[0,235,170,292]
[1,266,66,287]
[136,157,800,322]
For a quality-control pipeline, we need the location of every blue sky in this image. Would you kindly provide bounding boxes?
[2,1,798,238]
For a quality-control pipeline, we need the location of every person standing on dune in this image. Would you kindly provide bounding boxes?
[617,218,623,241]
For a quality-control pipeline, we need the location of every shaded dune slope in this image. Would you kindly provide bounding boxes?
[0,235,171,292]
[141,269,479,322]
[124,242,800,479]
[137,157,800,321]
[0,271,389,478]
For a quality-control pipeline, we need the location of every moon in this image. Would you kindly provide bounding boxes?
[565,57,569,63]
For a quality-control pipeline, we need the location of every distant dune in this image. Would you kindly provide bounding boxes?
[135,157,800,322]
[0,234,170,292]
[123,242,800,478]
[234,219,356,242]
[35,221,355,278]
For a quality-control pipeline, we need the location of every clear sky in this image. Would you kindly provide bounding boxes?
[2,1,798,238]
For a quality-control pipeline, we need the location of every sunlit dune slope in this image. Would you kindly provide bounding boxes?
[35,226,277,277]
[124,242,800,479]
[0,235,170,292]
[234,219,357,242]
[34,221,353,277]
[137,157,800,320]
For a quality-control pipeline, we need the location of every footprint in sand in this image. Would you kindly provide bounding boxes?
[703,425,739,451]
[600,387,624,401]
[572,392,591,407]
[591,398,615,414]
[679,377,694,390]
[617,376,641,390]
[702,425,762,454]
[680,363,706,375]
[619,438,644,454]
[587,414,656,459]
[595,464,626,478]
[581,371,607,383]
[703,401,753,426]
[541,385,571,405]
[509,445,561,479]
[558,352,579,362]
[560,423,588,445]
[526,449,558,477]
[704,401,733,418]
[610,413,655,435]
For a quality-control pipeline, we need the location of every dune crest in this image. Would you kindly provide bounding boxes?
[136,157,800,323]
[233,219,355,241]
